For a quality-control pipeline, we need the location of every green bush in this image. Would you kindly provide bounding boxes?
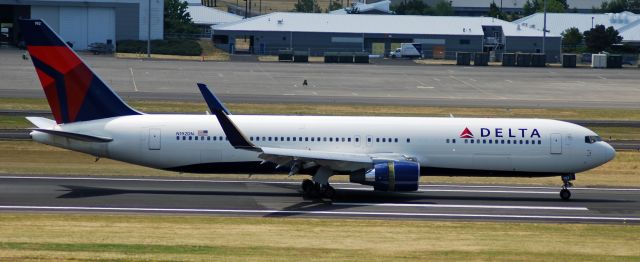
[116,39,202,56]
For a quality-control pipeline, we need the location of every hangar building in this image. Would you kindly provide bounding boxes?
[0,0,164,50]
[212,12,561,61]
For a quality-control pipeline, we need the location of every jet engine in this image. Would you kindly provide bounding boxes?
[350,160,420,191]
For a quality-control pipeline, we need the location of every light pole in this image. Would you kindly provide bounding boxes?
[591,17,594,28]
[147,0,151,58]
[542,0,546,55]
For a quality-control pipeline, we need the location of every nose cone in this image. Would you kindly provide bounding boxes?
[601,142,616,164]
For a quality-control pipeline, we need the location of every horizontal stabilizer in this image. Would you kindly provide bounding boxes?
[26,117,56,129]
[31,128,113,143]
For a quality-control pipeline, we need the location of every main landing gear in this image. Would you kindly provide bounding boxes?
[560,174,575,200]
[301,179,336,199]
[301,166,336,199]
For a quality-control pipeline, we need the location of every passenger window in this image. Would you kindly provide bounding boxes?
[188,136,192,140]
[483,140,486,144]
[256,137,260,141]
[287,137,291,141]
[383,138,386,142]
[376,138,380,142]
[207,136,211,141]
[269,137,272,141]
[452,139,456,144]
[348,138,352,142]
[446,139,450,143]
[407,138,411,143]
[526,140,529,144]
[368,137,371,142]
[488,140,492,144]
[465,139,468,144]
[519,140,523,144]
[311,137,315,141]
[182,136,186,140]
[394,138,398,143]
[275,137,278,141]
[176,136,179,140]
[501,140,504,144]
[471,139,474,144]
[293,137,296,141]
[538,140,542,144]
[305,137,309,141]
[220,136,223,141]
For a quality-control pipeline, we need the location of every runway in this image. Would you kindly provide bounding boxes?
[2,49,640,108]
[1,175,638,224]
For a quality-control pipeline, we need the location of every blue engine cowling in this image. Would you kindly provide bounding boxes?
[351,160,420,191]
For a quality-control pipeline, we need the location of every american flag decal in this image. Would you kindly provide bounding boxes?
[198,130,208,136]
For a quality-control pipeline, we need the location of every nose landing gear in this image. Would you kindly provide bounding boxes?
[560,174,575,200]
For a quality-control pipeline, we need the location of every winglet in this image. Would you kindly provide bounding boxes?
[197,83,231,115]
[197,83,259,151]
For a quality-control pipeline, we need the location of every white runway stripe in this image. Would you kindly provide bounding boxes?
[0,205,637,222]
[333,202,589,211]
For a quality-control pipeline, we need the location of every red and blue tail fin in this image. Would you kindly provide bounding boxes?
[19,19,140,124]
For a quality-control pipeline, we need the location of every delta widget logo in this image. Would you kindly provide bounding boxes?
[460,127,474,138]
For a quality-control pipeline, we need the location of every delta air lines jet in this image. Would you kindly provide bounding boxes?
[20,19,615,200]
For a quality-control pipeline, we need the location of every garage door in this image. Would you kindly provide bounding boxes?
[32,6,114,50]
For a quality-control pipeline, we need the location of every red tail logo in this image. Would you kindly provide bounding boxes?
[460,127,474,138]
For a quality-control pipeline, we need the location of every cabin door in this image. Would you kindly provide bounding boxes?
[148,128,161,150]
[550,133,562,154]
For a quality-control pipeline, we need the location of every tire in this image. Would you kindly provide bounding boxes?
[322,186,336,199]
[560,189,571,200]
[301,179,314,193]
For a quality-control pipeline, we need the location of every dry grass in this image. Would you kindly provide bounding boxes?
[0,213,638,261]
[0,141,638,187]
[115,52,229,62]
[2,98,640,121]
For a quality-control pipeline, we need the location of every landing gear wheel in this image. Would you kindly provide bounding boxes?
[321,185,336,199]
[560,188,571,200]
[301,179,314,194]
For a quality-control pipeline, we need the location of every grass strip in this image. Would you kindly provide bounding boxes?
[0,213,638,261]
[2,98,640,120]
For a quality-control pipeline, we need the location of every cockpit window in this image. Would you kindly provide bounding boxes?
[585,136,602,144]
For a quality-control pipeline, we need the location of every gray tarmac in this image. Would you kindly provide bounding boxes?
[1,175,639,224]
[1,48,639,108]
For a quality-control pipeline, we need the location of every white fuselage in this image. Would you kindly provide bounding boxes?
[30,114,615,176]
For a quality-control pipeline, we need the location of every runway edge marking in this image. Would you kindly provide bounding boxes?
[0,205,637,222]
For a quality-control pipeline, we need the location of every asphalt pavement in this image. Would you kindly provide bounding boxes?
[1,175,638,224]
[1,48,639,108]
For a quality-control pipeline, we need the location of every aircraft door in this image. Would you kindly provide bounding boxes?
[148,128,161,150]
[550,133,562,154]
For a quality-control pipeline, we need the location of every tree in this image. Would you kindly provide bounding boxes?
[584,25,623,52]
[326,0,343,12]
[600,0,640,13]
[164,0,199,34]
[433,0,454,15]
[487,1,504,19]
[523,0,565,15]
[294,0,321,13]
[391,0,432,15]
[561,27,583,52]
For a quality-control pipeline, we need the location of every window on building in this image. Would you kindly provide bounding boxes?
[459,39,470,45]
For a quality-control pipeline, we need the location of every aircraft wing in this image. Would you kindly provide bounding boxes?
[197,83,411,172]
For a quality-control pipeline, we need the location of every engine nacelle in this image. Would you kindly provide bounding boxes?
[350,160,420,191]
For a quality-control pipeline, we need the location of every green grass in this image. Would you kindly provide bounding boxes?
[0,213,638,261]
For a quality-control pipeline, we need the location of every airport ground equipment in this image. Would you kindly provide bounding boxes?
[592,54,607,68]
[502,53,516,66]
[473,52,489,66]
[278,50,293,62]
[456,52,471,66]
[562,54,577,68]
[390,43,421,58]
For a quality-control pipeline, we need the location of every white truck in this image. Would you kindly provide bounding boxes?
[390,43,422,58]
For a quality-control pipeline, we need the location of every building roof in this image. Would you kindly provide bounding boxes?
[514,11,640,42]
[213,12,557,37]
[330,0,392,14]
[423,0,605,10]
[187,5,243,25]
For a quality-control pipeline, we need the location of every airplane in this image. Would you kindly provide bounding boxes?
[19,19,615,200]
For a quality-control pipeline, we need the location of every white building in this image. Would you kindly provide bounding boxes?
[514,11,640,44]
[0,0,164,50]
